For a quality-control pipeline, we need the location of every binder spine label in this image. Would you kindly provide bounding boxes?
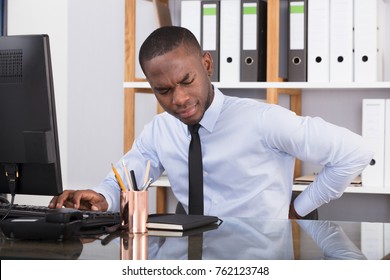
[242,3,257,50]
[202,4,217,51]
[290,2,305,50]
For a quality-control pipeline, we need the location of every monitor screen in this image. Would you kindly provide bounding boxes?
[0,34,62,196]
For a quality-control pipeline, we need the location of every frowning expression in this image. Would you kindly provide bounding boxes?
[143,45,214,125]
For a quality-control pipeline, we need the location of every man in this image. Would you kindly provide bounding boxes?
[50,26,373,219]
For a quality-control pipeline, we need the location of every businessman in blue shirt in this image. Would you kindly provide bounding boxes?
[50,26,373,219]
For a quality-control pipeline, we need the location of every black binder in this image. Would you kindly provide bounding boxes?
[201,0,220,82]
[288,0,307,82]
[240,0,267,82]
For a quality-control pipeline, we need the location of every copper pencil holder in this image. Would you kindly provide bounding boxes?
[120,190,148,234]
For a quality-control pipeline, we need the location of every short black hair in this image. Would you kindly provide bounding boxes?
[139,26,202,72]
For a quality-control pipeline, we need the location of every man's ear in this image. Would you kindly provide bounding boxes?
[202,52,213,77]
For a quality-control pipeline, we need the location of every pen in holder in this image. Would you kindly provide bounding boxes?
[120,190,148,234]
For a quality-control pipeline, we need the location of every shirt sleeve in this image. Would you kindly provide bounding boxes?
[93,121,165,212]
[260,105,374,217]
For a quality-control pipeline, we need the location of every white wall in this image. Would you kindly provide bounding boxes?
[7,0,125,206]
[67,0,124,188]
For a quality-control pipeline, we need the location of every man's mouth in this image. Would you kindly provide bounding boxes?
[177,104,197,120]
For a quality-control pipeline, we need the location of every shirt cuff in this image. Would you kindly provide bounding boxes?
[93,184,120,212]
[293,191,316,217]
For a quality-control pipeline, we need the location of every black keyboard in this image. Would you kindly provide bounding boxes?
[0,202,120,233]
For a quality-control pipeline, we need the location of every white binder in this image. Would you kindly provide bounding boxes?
[220,0,240,83]
[307,0,330,82]
[362,99,385,188]
[385,99,390,188]
[181,0,201,44]
[354,0,385,82]
[329,0,353,82]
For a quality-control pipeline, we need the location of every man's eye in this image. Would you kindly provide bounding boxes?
[182,78,194,85]
[156,89,170,95]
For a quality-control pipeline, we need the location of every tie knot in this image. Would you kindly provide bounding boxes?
[188,123,201,135]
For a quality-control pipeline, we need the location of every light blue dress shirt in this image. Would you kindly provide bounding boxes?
[94,88,373,218]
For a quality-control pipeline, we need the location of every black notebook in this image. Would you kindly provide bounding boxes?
[147,214,219,231]
[148,221,220,237]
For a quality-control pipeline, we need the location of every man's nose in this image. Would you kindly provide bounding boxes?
[172,85,189,105]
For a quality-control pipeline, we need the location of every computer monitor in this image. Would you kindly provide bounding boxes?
[0,34,62,197]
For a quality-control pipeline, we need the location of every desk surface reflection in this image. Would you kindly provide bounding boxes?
[1,218,389,260]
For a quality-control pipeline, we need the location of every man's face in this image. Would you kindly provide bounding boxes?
[143,45,214,125]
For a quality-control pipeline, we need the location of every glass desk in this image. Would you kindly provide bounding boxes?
[0,218,389,260]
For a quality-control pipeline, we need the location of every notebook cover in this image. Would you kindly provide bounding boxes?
[148,222,220,237]
[147,214,219,231]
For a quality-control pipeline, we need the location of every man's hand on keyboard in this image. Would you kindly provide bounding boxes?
[49,190,108,211]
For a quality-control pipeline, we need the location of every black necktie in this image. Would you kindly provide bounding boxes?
[188,123,204,215]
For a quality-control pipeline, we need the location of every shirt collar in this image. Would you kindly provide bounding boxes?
[200,86,224,133]
[186,86,224,135]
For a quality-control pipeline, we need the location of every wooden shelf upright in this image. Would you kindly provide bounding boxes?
[124,0,167,213]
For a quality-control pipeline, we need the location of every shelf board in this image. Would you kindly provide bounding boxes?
[150,175,390,195]
[124,81,390,90]
[293,184,390,195]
